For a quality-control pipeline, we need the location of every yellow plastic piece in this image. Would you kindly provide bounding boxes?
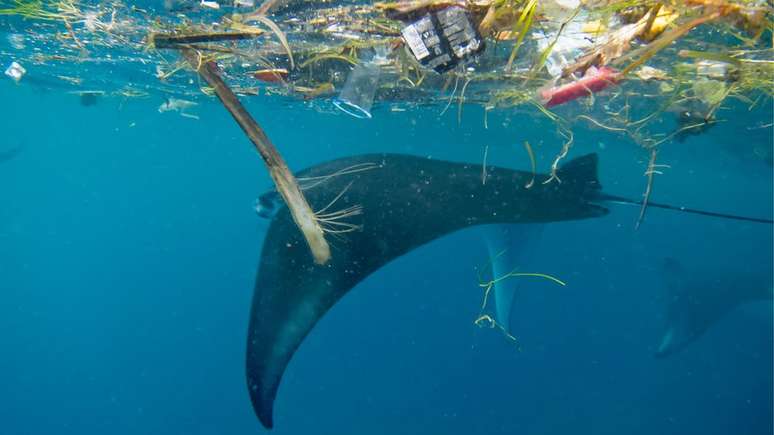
[581,20,606,36]
[643,6,680,41]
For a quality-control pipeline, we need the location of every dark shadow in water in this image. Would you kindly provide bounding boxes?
[0,144,23,164]
[80,92,100,107]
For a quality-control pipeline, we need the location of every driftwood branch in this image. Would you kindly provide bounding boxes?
[180,48,331,264]
[149,31,263,48]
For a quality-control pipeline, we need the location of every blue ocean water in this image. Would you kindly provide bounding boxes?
[1,70,772,435]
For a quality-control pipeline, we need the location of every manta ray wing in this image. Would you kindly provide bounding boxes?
[246,153,606,428]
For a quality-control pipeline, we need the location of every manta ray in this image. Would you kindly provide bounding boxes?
[654,257,773,358]
[484,232,774,359]
[247,152,771,428]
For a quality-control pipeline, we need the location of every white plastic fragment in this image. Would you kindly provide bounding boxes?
[158,97,197,112]
[636,66,668,81]
[696,60,731,81]
[5,61,26,83]
[536,19,595,78]
[200,0,220,9]
[234,0,254,7]
[324,23,361,40]
[333,62,380,119]
[158,97,199,119]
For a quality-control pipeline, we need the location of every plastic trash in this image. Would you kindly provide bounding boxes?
[535,2,597,79]
[642,6,680,41]
[252,68,288,83]
[539,66,621,107]
[158,97,199,119]
[400,6,484,73]
[333,62,381,119]
[537,23,595,78]
[635,66,668,81]
[696,60,734,81]
[4,61,26,83]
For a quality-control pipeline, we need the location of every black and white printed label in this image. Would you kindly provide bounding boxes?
[399,7,484,73]
[401,24,430,60]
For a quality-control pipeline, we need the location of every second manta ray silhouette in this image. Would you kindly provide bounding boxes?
[654,258,773,358]
[247,153,772,428]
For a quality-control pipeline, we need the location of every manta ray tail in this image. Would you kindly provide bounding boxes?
[595,193,774,225]
[549,153,770,225]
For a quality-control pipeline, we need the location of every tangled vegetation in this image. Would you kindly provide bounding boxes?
[2,0,772,224]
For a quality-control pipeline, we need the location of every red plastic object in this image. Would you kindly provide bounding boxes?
[252,68,289,83]
[539,66,622,108]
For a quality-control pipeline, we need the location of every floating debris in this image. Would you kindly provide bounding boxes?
[251,68,288,83]
[399,5,485,73]
[200,0,220,10]
[635,66,668,81]
[178,47,331,264]
[73,90,104,106]
[158,97,199,118]
[540,66,622,108]
[149,30,264,49]
[0,2,769,432]
[0,0,770,237]
[333,62,381,118]
[4,61,26,83]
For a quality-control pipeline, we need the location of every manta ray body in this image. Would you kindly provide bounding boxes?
[247,153,605,428]
[246,152,771,428]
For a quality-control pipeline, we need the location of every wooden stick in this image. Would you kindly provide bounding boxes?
[150,31,263,48]
[636,147,660,230]
[181,48,331,264]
